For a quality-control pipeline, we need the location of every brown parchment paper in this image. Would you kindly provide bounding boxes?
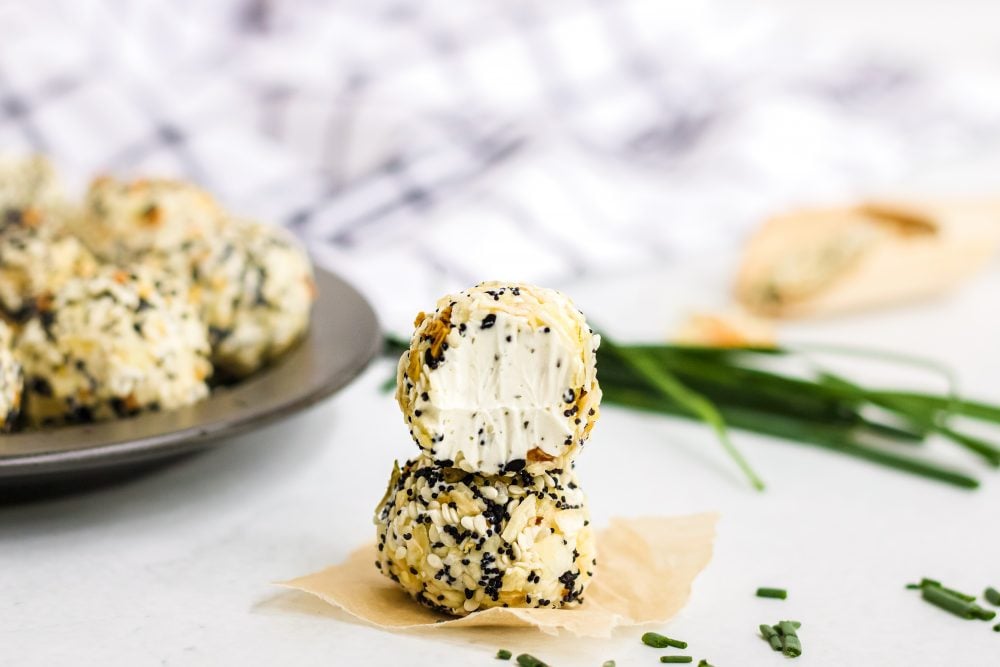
[278,513,717,638]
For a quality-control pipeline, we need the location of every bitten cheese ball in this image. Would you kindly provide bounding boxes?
[176,219,315,377]
[75,176,225,262]
[375,455,596,616]
[0,207,99,322]
[15,269,211,425]
[396,282,601,475]
[0,321,23,431]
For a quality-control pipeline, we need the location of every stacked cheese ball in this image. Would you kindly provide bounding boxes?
[0,156,315,429]
[376,282,602,616]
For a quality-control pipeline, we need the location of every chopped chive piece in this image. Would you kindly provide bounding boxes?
[642,632,687,649]
[660,658,693,664]
[777,620,802,658]
[602,662,616,667]
[985,587,1000,606]
[994,623,1000,632]
[760,620,804,658]
[974,607,997,621]
[916,578,976,601]
[515,655,548,667]
[759,624,782,651]
[782,634,802,657]
[921,585,979,618]
[697,661,715,667]
[756,587,787,599]
[496,649,512,660]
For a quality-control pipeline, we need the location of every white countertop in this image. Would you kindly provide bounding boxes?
[4,257,999,667]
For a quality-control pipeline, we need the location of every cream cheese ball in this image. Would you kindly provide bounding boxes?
[396,282,602,475]
[0,155,65,213]
[180,219,315,377]
[375,455,596,616]
[15,269,211,425]
[75,176,226,262]
[0,321,23,431]
[0,207,99,322]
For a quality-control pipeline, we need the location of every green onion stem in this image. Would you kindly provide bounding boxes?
[985,587,1000,606]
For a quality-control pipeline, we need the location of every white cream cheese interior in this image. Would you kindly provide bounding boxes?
[397,282,601,474]
[426,312,594,471]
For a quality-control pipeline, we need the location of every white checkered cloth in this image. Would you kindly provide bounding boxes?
[4,0,1000,329]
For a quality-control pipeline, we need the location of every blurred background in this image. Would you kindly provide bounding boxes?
[4,0,1000,329]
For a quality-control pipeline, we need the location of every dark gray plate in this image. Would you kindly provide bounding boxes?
[0,266,380,486]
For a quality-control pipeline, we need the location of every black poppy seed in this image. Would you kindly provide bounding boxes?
[481,314,496,329]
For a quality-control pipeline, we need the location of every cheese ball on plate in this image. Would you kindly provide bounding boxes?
[396,282,601,475]
[0,321,23,431]
[0,155,66,214]
[0,207,99,322]
[15,268,211,426]
[375,454,595,616]
[180,219,315,377]
[74,176,225,262]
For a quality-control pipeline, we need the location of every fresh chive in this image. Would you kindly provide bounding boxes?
[604,385,980,489]
[821,372,1000,467]
[660,658,693,664]
[496,649,512,660]
[975,607,997,621]
[994,623,1000,632]
[756,587,787,600]
[781,634,802,658]
[986,587,1000,606]
[515,654,548,667]
[921,585,980,618]
[914,578,977,602]
[759,624,782,651]
[697,661,715,667]
[602,338,765,490]
[871,392,1000,425]
[602,662,616,667]
[777,620,802,658]
[641,632,687,649]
